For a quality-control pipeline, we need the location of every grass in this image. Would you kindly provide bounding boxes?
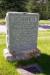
[39,20,50,25]
[0,30,50,75]
[0,19,5,25]
[37,30,50,75]
[0,33,19,75]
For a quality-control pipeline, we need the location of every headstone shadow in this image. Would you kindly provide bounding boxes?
[16,51,50,75]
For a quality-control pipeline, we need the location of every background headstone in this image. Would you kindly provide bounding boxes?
[5,12,39,60]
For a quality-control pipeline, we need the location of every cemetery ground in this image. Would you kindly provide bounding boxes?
[0,29,50,75]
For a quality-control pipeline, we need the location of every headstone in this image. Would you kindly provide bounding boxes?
[4,12,40,61]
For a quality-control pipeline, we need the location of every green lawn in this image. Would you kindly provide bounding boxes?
[39,20,50,25]
[0,33,19,75]
[0,19,5,25]
[0,30,50,75]
[37,30,50,75]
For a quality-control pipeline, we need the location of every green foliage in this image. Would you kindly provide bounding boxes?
[0,0,49,19]
[26,0,37,12]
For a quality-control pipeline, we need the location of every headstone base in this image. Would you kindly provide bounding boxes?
[3,48,40,61]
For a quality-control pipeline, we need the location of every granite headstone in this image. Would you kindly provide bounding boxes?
[4,12,40,61]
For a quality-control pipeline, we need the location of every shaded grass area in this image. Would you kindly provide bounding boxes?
[0,30,50,75]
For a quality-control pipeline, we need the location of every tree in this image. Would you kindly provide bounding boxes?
[0,0,49,19]
[26,0,37,12]
[0,0,28,18]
